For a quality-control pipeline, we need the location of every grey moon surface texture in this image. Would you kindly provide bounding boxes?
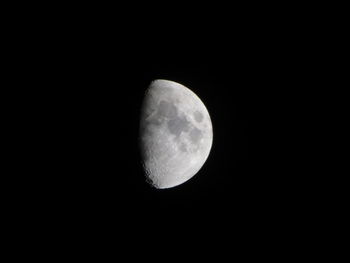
[139,79,213,189]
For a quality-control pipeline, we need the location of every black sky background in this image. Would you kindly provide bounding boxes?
[48,46,305,237]
[14,5,327,256]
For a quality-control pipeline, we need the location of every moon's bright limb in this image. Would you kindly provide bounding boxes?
[139,79,213,189]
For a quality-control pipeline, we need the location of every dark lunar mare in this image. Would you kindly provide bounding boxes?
[189,127,203,144]
[193,111,203,122]
[158,100,178,118]
[167,116,191,137]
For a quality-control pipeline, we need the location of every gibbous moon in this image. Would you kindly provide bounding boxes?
[139,79,213,189]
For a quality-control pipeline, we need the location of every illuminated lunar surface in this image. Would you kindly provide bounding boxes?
[139,79,213,189]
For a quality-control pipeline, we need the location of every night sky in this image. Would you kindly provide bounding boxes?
[50,42,302,227]
[24,7,319,257]
[62,55,295,226]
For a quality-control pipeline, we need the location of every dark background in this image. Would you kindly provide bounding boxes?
[13,5,326,257]
[48,46,303,237]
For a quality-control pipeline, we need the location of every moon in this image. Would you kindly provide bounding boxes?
[139,79,213,189]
